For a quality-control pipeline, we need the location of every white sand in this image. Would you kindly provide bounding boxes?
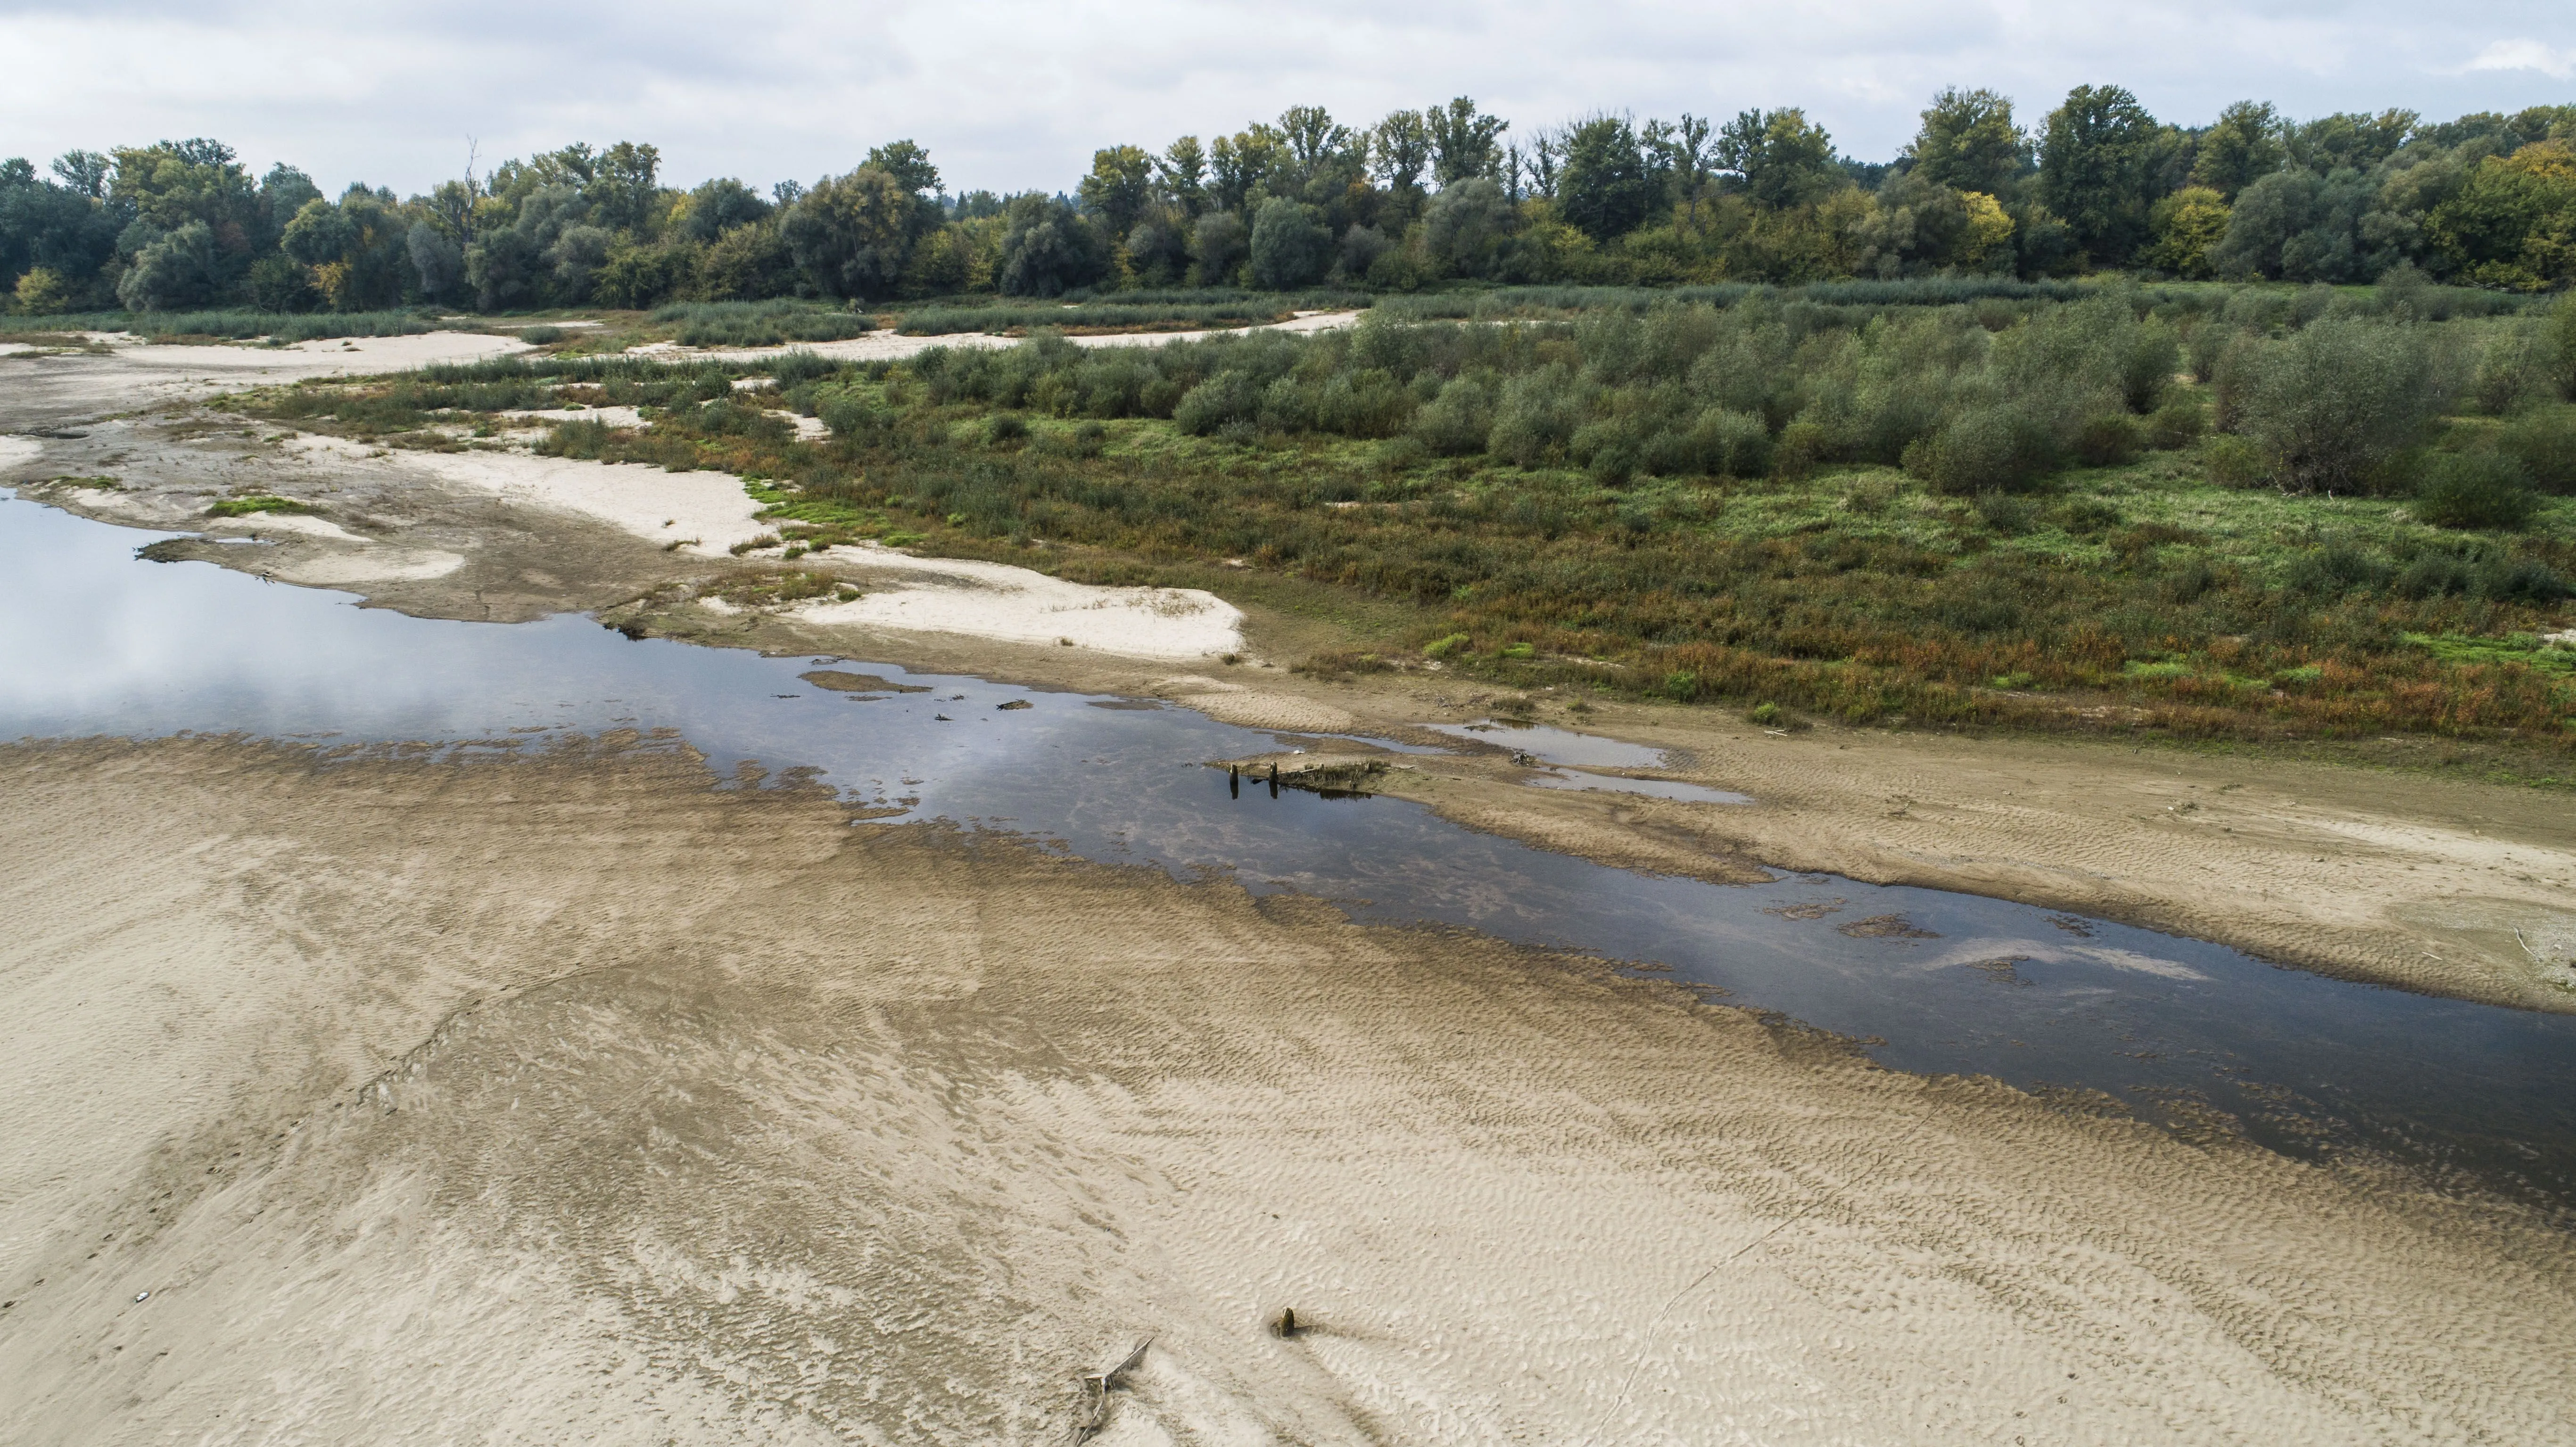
[281,434,772,558]
[94,330,524,378]
[269,549,466,585]
[202,510,366,543]
[797,543,1244,658]
[0,435,39,471]
[643,310,1364,366]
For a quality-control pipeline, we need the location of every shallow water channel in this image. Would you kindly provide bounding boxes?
[6,491,2573,1212]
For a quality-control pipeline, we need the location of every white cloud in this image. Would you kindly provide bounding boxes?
[1,1,2573,197]
[2461,37,2576,81]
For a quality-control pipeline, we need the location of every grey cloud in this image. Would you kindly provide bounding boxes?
[1,0,2570,199]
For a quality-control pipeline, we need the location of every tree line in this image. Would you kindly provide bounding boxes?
[6,87,2575,316]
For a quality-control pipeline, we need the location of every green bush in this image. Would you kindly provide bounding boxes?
[1410,375,1496,456]
[2204,433,2268,487]
[2146,397,2205,449]
[769,349,841,386]
[650,299,871,347]
[1247,198,1331,290]
[1173,370,1261,435]
[1906,404,2059,494]
[2414,452,2537,530]
[2234,317,2434,493]
[2072,413,2144,467]
[1488,364,1585,467]
[2498,407,2576,495]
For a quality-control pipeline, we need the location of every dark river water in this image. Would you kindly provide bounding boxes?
[5,491,2571,1212]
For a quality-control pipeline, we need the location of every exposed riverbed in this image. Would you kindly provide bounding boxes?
[8,490,2571,1214]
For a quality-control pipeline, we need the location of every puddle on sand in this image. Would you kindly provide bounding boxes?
[1425,718,1669,768]
[1526,770,1753,805]
[4,490,2573,1213]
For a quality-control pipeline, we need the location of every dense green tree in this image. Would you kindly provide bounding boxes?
[1209,123,1288,214]
[405,221,463,300]
[1558,115,1654,241]
[1078,145,1156,239]
[2287,110,2418,173]
[2426,141,2576,289]
[2212,167,2379,282]
[1718,108,1843,210]
[997,194,1107,296]
[2189,101,2284,198]
[1428,98,1508,188]
[1189,209,1247,286]
[679,178,771,242]
[116,219,222,310]
[50,150,111,199]
[1156,137,1208,215]
[1371,110,1433,195]
[1906,88,2023,197]
[1247,196,1330,288]
[784,156,942,300]
[2039,85,2163,264]
[865,140,941,197]
[1,159,119,304]
[1421,176,1518,277]
[2143,186,2230,277]
[1124,207,1191,285]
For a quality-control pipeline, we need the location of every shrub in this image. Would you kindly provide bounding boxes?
[2414,452,2537,530]
[987,412,1028,445]
[1411,375,1496,455]
[2146,397,2205,450]
[651,299,872,347]
[1173,370,1261,436]
[1646,408,1771,478]
[2072,413,2144,467]
[1905,404,2059,494]
[770,349,840,386]
[1972,492,2035,534]
[519,325,563,345]
[2234,317,2435,493]
[1488,364,1585,467]
[1772,419,1826,480]
[2498,407,2576,495]
[1248,198,1331,290]
[2284,544,2389,597]
[816,395,886,439]
[2204,433,2268,487]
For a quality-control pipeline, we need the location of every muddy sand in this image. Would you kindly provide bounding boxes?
[2,737,2570,1445]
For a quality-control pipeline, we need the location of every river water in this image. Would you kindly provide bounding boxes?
[5,492,2572,1212]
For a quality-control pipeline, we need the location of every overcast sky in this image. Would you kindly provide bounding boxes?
[3,0,2571,197]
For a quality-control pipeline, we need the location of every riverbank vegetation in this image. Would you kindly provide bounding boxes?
[223,279,2576,755]
[9,90,2575,328]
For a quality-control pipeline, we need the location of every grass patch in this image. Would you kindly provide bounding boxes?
[2404,632,2576,676]
[11,309,448,343]
[650,300,873,347]
[205,494,312,517]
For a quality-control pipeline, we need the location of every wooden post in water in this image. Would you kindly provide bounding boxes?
[1229,764,1239,798]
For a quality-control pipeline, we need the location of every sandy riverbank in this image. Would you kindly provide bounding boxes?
[1,736,2568,1445]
